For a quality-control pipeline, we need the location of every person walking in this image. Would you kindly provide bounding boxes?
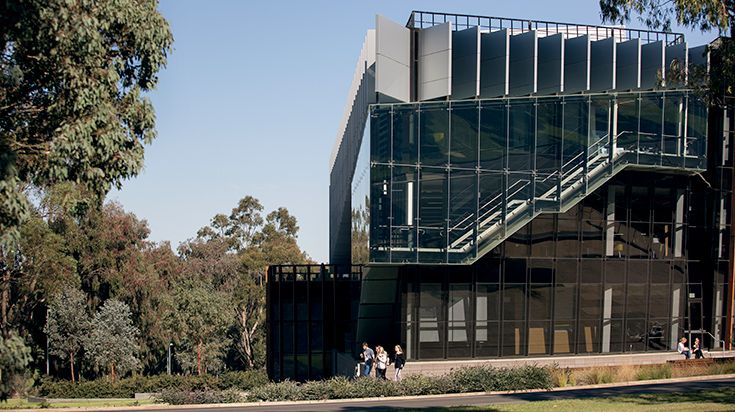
[677,337,691,359]
[692,337,704,359]
[376,345,389,379]
[360,342,375,377]
[393,345,406,381]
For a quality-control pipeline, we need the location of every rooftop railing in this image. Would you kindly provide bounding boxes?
[406,10,685,45]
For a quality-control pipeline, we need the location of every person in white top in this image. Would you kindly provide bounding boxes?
[677,337,691,359]
[375,345,389,379]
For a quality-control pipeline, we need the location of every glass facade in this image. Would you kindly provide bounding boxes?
[268,102,732,381]
[271,7,735,382]
[266,265,362,382]
[364,91,708,264]
[395,171,728,360]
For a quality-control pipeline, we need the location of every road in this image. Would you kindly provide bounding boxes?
[120,376,735,412]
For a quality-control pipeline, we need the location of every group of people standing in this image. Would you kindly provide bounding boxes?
[359,342,406,381]
[677,337,704,359]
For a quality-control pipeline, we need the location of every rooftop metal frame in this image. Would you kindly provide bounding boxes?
[407,10,685,45]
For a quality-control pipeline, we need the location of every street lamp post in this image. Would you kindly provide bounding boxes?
[167,343,173,375]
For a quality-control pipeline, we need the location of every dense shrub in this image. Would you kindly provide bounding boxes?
[38,370,268,398]
[157,389,243,405]
[246,365,552,402]
[396,374,448,396]
[247,380,301,402]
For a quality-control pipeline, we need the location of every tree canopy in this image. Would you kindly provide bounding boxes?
[0,0,173,246]
[44,288,89,382]
[85,299,140,381]
[599,0,733,33]
[10,193,313,381]
[600,0,734,100]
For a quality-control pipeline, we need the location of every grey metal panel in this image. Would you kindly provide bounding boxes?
[375,15,410,102]
[688,44,709,87]
[418,22,452,100]
[688,44,708,67]
[640,41,664,89]
[508,30,537,96]
[329,29,376,263]
[480,29,510,97]
[590,37,615,91]
[537,33,564,95]
[376,54,410,102]
[564,35,590,93]
[665,42,687,87]
[616,39,641,90]
[451,26,480,99]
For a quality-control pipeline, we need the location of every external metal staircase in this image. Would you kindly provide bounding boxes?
[445,124,705,265]
[370,90,708,265]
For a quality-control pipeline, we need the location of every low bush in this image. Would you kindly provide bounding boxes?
[578,367,616,385]
[247,380,301,402]
[635,364,672,381]
[613,365,639,382]
[550,367,576,387]
[245,365,552,402]
[37,370,268,399]
[157,389,243,405]
[705,360,735,375]
[396,374,448,396]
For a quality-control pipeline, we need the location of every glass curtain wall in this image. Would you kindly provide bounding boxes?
[368,91,707,265]
[267,265,363,382]
[398,171,723,360]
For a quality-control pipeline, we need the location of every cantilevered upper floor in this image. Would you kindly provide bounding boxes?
[330,10,710,265]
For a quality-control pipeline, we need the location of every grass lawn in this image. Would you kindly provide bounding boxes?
[414,387,735,412]
[0,398,154,409]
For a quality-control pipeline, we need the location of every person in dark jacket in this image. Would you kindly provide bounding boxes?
[393,345,406,381]
[692,337,704,359]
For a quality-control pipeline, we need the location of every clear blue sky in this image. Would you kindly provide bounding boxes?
[110,0,717,262]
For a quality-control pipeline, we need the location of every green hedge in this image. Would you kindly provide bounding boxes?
[39,365,552,402]
[246,365,552,402]
[38,370,268,399]
[157,388,243,405]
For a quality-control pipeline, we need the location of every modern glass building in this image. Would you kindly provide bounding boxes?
[267,11,735,382]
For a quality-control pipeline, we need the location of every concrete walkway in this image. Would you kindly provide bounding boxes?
[15,373,735,412]
[404,350,735,377]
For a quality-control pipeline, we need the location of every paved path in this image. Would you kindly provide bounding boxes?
[126,375,735,412]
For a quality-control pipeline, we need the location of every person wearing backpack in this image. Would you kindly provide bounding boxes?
[393,344,406,381]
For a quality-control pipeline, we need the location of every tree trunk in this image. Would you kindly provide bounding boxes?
[70,352,75,383]
[240,311,254,368]
[197,339,202,375]
[1,266,9,336]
